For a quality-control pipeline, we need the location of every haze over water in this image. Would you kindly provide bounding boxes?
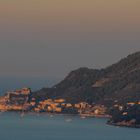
[0,77,60,95]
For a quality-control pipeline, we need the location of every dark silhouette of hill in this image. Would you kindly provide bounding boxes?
[32,51,140,106]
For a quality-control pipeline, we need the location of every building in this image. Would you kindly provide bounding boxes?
[5,88,31,105]
[54,99,65,103]
[127,102,135,106]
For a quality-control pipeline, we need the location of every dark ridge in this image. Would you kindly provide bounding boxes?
[32,51,140,106]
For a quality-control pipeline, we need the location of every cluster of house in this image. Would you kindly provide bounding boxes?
[33,100,107,116]
[113,101,140,116]
[0,87,108,116]
[34,99,71,113]
[0,88,31,112]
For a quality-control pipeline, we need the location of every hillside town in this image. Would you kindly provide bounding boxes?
[1,87,140,127]
[0,87,108,117]
[1,87,140,121]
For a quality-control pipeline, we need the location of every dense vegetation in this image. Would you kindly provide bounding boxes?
[32,51,140,106]
[108,104,140,126]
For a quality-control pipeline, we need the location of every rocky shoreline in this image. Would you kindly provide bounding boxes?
[107,121,140,128]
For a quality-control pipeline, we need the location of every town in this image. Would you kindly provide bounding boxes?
[1,87,140,127]
[0,87,108,117]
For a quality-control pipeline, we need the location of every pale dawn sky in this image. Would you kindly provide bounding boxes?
[0,0,140,78]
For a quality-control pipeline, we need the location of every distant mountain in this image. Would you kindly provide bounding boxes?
[32,51,140,106]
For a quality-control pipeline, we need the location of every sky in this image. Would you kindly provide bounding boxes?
[0,0,140,79]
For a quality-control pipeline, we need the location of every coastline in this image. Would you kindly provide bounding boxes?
[107,121,140,128]
[1,110,139,129]
[80,113,111,118]
[0,110,110,119]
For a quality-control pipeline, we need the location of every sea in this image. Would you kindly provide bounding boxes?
[0,112,140,140]
[0,78,140,140]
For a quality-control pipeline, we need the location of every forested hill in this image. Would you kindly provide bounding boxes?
[32,51,140,106]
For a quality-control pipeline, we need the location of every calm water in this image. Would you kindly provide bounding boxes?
[0,112,139,140]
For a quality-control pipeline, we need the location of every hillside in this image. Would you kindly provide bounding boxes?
[32,51,140,106]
